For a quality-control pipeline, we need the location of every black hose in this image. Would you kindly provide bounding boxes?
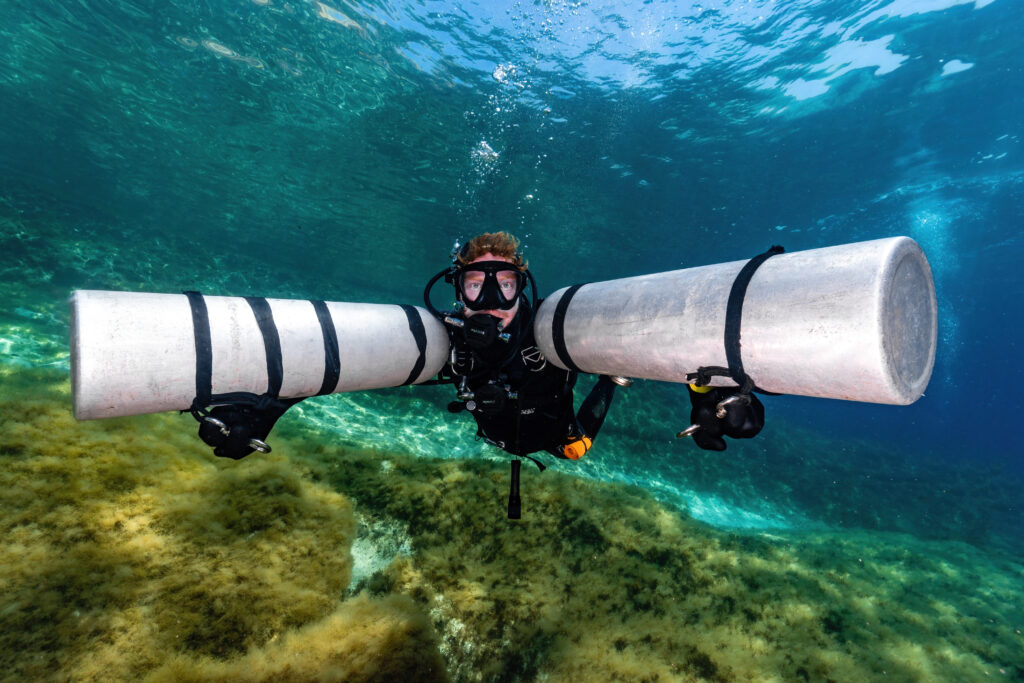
[507,459,522,520]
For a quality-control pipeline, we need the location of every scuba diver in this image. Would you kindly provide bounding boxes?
[421,232,766,516]
[423,231,620,464]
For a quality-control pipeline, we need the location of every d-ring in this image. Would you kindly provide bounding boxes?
[248,438,272,454]
[676,424,701,439]
[716,394,750,419]
[203,416,230,436]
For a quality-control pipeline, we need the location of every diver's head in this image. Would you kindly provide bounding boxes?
[455,231,527,270]
[454,232,527,328]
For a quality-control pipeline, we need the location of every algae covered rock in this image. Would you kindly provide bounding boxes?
[150,594,446,682]
[0,370,445,681]
[320,445,1024,682]
[2,370,1022,682]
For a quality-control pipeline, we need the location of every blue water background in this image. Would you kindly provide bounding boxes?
[1,0,1021,547]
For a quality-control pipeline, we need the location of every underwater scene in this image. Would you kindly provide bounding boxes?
[1,0,1022,680]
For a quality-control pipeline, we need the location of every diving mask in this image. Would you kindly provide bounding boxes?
[457,261,525,311]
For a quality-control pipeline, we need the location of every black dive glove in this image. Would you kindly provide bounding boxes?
[685,385,764,451]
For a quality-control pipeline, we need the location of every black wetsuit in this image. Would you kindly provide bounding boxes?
[443,301,615,458]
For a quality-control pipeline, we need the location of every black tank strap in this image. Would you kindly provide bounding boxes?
[311,300,341,395]
[245,297,284,398]
[400,304,428,385]
[184,291,213,406]
[184,291,287,404]
[688,245,784,394]
[551,284,586,373]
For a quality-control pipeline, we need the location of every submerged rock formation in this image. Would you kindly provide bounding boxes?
[1,368,1021,681]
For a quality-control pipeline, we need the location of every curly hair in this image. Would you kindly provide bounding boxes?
[456,231,527,269]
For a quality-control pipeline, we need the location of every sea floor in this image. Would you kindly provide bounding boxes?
[1,367,1022,682]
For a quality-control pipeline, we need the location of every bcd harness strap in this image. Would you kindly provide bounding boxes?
[687,245,785,395]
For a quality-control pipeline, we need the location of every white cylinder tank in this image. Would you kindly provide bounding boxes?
[533,236,937,405]
[71,290,450,420]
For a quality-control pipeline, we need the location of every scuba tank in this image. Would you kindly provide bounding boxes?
[533,236,936,405]
[70,291,449,420]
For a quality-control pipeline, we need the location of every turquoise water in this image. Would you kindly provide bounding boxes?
[4,0,1021,548]
[2,1,1024,679]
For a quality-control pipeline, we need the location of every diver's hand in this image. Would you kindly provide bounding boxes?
[686,385,764,451]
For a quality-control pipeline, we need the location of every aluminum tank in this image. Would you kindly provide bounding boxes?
[71,290,450,420]
[534,236,937,405]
